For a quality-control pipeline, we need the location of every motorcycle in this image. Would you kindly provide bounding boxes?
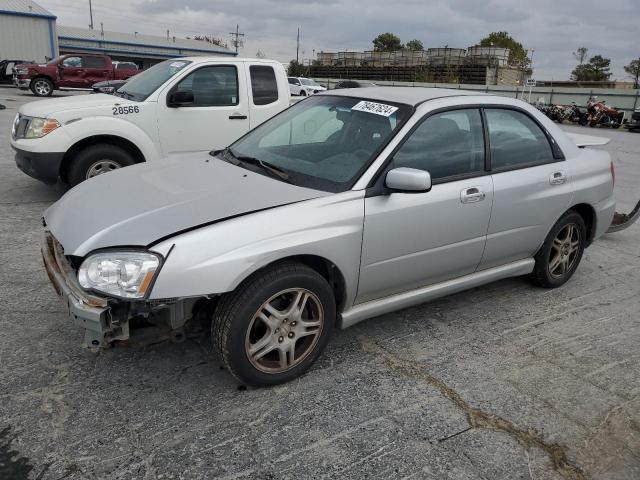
[585,96,624,128]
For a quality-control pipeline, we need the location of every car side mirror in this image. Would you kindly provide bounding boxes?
[385,167,432,193]
[168,90,194,107]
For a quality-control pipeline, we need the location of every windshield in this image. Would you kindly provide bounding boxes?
[224,95,410,192]
[116,60,191,101]
[299,78,318,86]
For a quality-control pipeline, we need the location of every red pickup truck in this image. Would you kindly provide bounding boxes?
[13,54,139,97]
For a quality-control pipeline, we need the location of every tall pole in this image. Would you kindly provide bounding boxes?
[229,25,244,54]
[88,0,94,29]
[296,27,300,63]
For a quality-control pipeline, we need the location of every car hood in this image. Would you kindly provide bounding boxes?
[44,153,330,256]
[19,94,126,117]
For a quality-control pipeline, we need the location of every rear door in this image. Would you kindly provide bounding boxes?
[478,108,573,270]
[157,63,250,154]
[357,108,493,303]
[81,56,111,86]
[247,63,287,129]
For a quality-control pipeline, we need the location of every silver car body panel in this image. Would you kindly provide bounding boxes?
[357,175,494,303]
[42,89,618,337]
[44,153,330,256]
[150,190,365,307]
[342,258,535,328]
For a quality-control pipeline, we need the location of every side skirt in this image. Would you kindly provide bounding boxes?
[340,258,535,329]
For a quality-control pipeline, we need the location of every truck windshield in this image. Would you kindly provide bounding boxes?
[223,95,411,192]
[116,60,191,101]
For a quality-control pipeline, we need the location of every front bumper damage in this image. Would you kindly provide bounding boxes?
[42,231,203,348]
[41,231,126,348]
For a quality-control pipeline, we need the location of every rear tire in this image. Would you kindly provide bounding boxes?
[212,262,335,387]
[531,211,586,288]
[30,77,53,97]
[67,144,135,187]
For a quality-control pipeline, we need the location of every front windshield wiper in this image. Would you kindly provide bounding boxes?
[217,148,291,182]
[116,90,135,100]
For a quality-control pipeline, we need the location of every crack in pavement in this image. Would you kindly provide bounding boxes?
[360,337,587,480]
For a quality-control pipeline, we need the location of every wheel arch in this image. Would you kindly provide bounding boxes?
[233,254,348,317]
[60,134,145,182]
[569,203,596,245]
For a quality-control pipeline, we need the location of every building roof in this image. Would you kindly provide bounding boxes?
[0,0,56,18]
[57,25,235,57]
[322,86,486,106]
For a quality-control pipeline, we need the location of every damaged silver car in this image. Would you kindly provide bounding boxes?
[41,88,639,386]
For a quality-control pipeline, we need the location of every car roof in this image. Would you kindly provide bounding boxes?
[321,86,487,106]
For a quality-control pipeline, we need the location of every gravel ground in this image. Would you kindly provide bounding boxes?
[0,86,638,480]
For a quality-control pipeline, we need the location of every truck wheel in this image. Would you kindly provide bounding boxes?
[212,262,335,387]
[30,78,53,97]
[67,144,135,187]
[531,211,586,288]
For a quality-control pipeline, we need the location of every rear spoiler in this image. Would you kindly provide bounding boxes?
[566,132,610,147]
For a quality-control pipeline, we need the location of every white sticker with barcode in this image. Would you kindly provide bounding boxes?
[351,100,398,117]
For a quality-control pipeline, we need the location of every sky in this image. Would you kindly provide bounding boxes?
[35,0,640,81]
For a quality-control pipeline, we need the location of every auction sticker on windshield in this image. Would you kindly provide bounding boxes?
[352,100,398,117]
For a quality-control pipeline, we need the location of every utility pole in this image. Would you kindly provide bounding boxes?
[229,24,244,54]
[296,27,300,63]
[88,0,94,29]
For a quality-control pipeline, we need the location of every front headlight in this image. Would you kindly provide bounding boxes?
[78,251,161,299]
[17,68,29,75]
[25,117,60,138]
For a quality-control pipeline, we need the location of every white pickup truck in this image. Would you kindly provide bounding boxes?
[10,57,290,186]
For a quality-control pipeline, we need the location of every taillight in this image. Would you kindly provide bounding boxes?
[610,161,616,187]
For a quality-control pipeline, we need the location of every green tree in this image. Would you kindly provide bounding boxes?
[373,32,403,52]
[571,55,612,81]
[405,39,424,51]
[287,60,305,76]
[624,58,640,88]
[479,31,529,65]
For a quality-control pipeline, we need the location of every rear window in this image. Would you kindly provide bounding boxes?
[83,56,107,68]
[250,65,278,105]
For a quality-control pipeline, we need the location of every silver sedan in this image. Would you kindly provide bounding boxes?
[41,87,638,386]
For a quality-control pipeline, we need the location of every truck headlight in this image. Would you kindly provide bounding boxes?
[16,68,29,75]
[25,117,60,138]
[78,251,161,299]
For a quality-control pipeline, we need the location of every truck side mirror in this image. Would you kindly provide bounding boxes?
[168,90,194,107]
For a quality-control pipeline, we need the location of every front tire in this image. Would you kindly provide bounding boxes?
[67,144,135,187]
[212,262,335,387]
[300,90,307,96]
[30,77,53,97]
[531,211,586,288]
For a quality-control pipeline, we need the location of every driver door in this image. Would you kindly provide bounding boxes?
[357,108,493,303]
[157,64,250,155]
[57,56,85,88]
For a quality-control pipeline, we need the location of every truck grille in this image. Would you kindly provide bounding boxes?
[12,114,30,140]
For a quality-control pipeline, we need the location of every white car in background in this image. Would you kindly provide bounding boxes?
[288,77,327,96]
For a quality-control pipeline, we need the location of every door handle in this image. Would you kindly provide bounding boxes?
[550,171,567,185]
[460,187,486,204]
[229,114,247,120]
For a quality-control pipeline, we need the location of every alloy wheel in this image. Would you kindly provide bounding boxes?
[245,288,324,373]
[34,80,51,96]
[86,159,121,179]
[548,223,581,278]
